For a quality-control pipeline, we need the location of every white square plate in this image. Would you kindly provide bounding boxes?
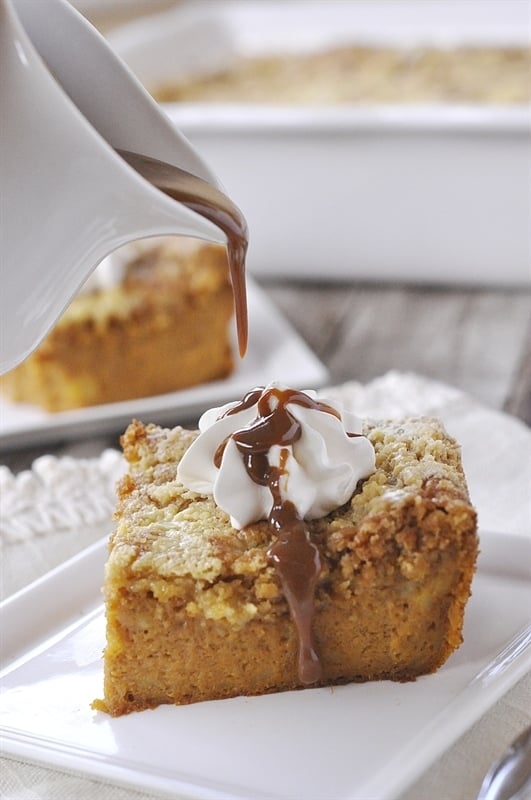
[1,531,530,800]
[0,280,328,452]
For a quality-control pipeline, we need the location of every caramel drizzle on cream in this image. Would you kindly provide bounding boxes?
[214,386,351,684]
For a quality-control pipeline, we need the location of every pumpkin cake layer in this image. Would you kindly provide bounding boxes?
[0,239,234,411]
[95,415,478,716]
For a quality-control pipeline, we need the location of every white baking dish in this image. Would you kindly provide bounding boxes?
[108,0,531,286]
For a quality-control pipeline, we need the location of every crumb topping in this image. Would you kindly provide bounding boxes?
[107,417,476,625]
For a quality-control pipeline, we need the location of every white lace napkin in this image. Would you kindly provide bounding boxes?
[0,449,125,543]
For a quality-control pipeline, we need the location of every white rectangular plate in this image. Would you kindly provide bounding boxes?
[0,280,328,452]
[1,531,530,800]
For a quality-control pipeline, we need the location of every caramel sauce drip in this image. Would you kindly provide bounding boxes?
[216,386,347,684]
[117,149,249,357]
[267,458,322,685]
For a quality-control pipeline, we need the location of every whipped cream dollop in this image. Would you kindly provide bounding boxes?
[177,383,376,529]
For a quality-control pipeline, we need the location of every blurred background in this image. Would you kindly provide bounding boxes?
[77,0,530,286]
[79,0,531,409]
[1,0,530,458]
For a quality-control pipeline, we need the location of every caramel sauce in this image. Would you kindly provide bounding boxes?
[117,149,248,357]
[216,386,348,684]
[267,465,322,685]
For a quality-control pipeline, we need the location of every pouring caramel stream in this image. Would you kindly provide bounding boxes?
[117,149,249,357]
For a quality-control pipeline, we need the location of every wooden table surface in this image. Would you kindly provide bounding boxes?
[1,279,530,472]
[266,279,531,421]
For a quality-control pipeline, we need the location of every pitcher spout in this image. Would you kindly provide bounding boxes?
[1,0,246,373]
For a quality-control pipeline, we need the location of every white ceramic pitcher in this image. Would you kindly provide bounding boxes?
[1,0,235,374]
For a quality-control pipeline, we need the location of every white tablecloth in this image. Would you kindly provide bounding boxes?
[1,372,530,800]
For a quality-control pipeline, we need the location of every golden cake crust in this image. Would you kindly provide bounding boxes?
[95,415,478,716]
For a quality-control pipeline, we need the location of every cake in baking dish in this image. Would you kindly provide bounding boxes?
[94,385,478,716]
[152,45,531,106]
[0,238,235,411]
